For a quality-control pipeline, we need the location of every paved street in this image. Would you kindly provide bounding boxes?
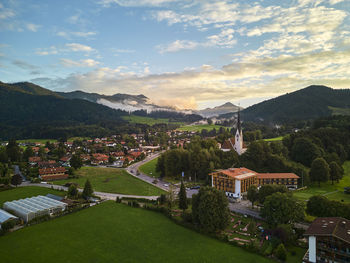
[13,165,27,182]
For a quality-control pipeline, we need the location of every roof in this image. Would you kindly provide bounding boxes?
[46,194,64,201]
[212,168,258,181]
[0,209,17,224]
[258,173,299,179]
[221,138,235,150]
[305,217,350,244]
[39,167,66,175]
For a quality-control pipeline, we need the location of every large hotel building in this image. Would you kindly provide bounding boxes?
[210,167,299,200]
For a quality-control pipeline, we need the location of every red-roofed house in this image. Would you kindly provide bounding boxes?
[39,167,68,181]
[92,153,109,165]
[258,173,299,189]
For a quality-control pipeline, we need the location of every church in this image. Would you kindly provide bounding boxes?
[221,110,247,155]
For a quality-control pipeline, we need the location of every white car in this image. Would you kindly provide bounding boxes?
[164,184,169,187]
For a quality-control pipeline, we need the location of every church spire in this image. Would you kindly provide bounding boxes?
[237,108,242,133]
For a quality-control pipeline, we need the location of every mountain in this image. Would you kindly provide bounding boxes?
[197,102,242,118]
[0,81,127,139]
[57,90,174,113]
[242,85,350,123]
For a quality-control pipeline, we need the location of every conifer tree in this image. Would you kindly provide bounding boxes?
[178,180,188,211]
[82,179,93,199]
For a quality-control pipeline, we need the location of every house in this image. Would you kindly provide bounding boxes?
[257,173,299,189]
[210,168,258,199]
[91,153,109,165]
[303,217,350,263]
[39,167,68,181]
[28,156,41,164]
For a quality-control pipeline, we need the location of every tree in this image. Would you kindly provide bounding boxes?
[275,243,287,261]
[68,184,78,199]
[192,187,230,233]
[290,137,322,167]
[258,185,287,204]
[70,154,83,170]
[247,185,259,208]
[11,174,22,187]
[260,192,304,226]
[23,147,34,162]
[329,161,342,184]
[82,179,93,199]
[310,157,330,187]
[306,195,329,217]
[178,180,188,211]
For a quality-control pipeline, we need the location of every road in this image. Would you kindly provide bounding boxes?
[125,152,199,198]
[229,201,263,220]
[13,165,27,181]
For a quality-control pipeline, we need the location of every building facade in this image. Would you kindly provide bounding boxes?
[258,173,299,189]
[303,217,350,263]
[210,168,258,199]
[211,168,300,199]
[39,167,68,181]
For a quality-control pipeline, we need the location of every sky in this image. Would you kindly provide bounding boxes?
[0,0,349,110]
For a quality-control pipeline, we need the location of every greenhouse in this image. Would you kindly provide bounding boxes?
[0,209,17,228]
[3,195,67,223]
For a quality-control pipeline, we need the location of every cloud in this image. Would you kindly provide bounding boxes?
[158,40,199,53]
[12,59,39,70]
[57,31,97,38]
[99,0,175,7]
[0,3,15,19]
[65,43,94,52]
[26,23,41,32]
[157,27,236,53]
[60,58,100,67]
[32,47,350,109]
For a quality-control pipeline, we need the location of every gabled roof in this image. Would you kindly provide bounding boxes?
[305,217,350,244]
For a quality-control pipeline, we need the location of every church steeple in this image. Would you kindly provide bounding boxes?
[237,108,242,133]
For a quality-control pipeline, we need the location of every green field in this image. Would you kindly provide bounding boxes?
[54,167,166,196]
[139,158,160,178]
[0,201,273,263]
[263,136,283,142]
[0,186,65,206]
[329,106,350,116]
[123,115,184,125]
[293,161,350,202]
[177,124,226,132]
[14,139,57,144]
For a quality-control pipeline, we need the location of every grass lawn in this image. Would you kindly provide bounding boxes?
[293,161,350,203]
[122,115,184,125]
[177,124,226,132]
[0,201,274,263]
[263,136,283,142]
[139,157,160,178]
[54,167,166,196]
[15,139,57,144]
[0,186,65,206]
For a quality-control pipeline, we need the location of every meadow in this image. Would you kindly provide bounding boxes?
[138,157,160,178]
[177,124,226,132]
[0,201,274,263]
[54,167,166,196]
[122,115,184,125]
[293,161,350,203]
[263,136,283,142]
[0,186,65,206]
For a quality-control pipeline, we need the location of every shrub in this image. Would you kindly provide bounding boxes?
[116,197,122,203]
[275,243,287,261]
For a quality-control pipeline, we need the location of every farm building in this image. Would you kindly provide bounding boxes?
[0,209,17,229]
[3,195,67,222]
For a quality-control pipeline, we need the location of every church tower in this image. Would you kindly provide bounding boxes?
[233,109,244,155]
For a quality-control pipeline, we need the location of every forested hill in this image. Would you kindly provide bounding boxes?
[242,85,350,123]
[0,81,127,139]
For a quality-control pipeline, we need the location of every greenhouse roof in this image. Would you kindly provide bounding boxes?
[0,209,17,224]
